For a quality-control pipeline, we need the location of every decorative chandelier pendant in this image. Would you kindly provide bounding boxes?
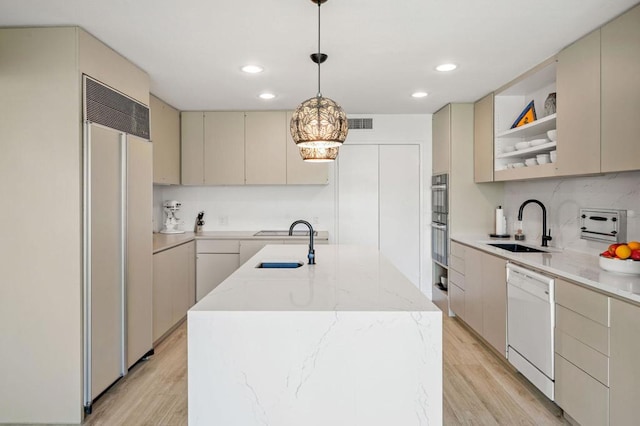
[290,0,348,152]
[299,146,339,162]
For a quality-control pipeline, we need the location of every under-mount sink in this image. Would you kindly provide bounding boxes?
[256,261,304,269]
[487,243,547,253]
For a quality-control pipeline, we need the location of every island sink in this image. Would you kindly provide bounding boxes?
[256,261,304,269]
[488,243,547,253]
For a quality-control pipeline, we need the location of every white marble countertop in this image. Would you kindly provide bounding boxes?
[191,244,440,312]
[452,235,640,305]
[152,230,329,254]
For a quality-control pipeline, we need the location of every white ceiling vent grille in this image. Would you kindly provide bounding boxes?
[348,118,373,130]
[84,76,150,139]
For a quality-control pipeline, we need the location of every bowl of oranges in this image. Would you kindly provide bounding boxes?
[599,241,640,275]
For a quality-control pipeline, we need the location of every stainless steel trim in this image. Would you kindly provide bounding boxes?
[82,121,92,409]
[120,133,128,376]
[431,223,447,230]
[430,184,447,190]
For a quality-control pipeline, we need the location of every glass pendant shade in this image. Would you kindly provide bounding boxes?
[299,146,339,162]
[290,96,348,149]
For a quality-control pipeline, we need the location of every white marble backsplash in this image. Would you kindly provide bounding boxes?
[502,171,640,254]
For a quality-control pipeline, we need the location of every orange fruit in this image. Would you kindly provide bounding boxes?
[615,244,632,259]
[627,241,640,251]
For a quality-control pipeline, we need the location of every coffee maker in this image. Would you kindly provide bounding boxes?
[160,200,185,234]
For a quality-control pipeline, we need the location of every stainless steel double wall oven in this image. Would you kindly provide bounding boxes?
[431,174,448,267]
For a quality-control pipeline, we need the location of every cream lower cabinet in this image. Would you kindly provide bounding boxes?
[554,279,610,426]
[196,240,240,301]
[152,241,195,342]
[451,242,507,356]
[610,298,640,425]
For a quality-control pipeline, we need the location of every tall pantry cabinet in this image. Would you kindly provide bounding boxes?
[0,27,150,424]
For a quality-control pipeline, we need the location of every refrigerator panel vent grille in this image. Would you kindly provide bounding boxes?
[348,118,373,130]
[84,77,150,139]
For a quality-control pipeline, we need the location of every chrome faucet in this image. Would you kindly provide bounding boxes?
[517,199,552,247]
[289,220,315,264]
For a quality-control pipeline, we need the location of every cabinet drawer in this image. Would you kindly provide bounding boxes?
[449,255,465,274]
[555,329,609,386]
[555,354,609,426]
[556,305,609,356]
[556,278,609,326]
[449,269,465,290]
[197,239,240,254]
[449,283,465,319]
[450,241,466,258]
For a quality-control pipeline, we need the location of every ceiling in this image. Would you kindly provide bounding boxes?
[1,0,638,114]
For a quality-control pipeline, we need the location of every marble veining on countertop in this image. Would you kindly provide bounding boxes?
[191,244,440,312]
[452,235,640,304]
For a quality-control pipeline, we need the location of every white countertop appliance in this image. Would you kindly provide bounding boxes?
[507,262,555,400]
[160,200,184,234]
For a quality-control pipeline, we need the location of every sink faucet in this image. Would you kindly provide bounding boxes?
[517,199,552,247]
[289,220,315,264]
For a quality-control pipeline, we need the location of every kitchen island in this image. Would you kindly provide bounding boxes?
[188,244,442,426]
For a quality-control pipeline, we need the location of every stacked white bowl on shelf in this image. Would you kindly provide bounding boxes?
[537,153,551,164]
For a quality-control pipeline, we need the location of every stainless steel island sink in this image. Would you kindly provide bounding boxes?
[487,243,547,253]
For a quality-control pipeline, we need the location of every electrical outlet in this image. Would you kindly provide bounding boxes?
[312,216,319,225]
[218,215,228,226]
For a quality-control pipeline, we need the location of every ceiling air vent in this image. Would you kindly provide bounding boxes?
[348,118,373,130]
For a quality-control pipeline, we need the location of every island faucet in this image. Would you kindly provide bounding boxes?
[517,199,553,247]
[289,220,315,264]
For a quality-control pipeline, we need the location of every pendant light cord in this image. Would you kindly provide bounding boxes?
[317,0,322,98]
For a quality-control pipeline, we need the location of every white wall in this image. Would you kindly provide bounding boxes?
[502,171,640,253]
[156,114,433,295]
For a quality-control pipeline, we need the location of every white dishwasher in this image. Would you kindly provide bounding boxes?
[507,263,555,400]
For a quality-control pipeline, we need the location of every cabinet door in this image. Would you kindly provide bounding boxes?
[481,253,507,356]
[610,298,640,425]
[449,283,465,319]
[473,93,494,183]
[379,145,420,286]
[432,104,450,175]
[181,111,204,185]
[196,253,240,301]
[204,111,245,185]
[337,145,379,246]
[463,247,483,333]
[152,248,176,342]
[171,241,194,324]
[126,136,153,367]
[285,111,329,184]
[150,94,180,184]
[601,4,640,173]
[245,111,287,184]
[556,29,601,176]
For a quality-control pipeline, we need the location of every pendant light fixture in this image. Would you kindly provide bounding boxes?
[299,146,339,162]
[290,0,348,151]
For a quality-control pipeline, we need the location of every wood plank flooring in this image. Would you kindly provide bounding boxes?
[83,315,568,425]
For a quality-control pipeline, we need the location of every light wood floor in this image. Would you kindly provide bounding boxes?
[83,315,568,425]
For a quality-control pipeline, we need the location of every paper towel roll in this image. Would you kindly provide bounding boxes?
[495,206,506,235]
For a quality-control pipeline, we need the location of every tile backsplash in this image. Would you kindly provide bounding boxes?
[502,171,640,254]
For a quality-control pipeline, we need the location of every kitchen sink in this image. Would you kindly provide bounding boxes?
[256,261,304,269]
[254,230,317,237]
[487,243,547,253]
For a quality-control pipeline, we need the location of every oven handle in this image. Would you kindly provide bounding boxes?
[431,184,447,190]
[431,223,447,230]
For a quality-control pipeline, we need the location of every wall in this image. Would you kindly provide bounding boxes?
[502,171,640,253]
[0,28,83,423]
[156,114,433,295]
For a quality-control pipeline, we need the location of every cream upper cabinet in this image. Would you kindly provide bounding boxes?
[473,93,494,183]
[556,29,601,176]
[245,111,287,185]
[432,104,451,175]
[150,95,180,185]
[601,4,640,173]
[285,111,329,184]
[610,298,640,425]
[181,111,204,185]
[204,112,245,185]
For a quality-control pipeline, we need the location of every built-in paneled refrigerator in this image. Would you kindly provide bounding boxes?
[82,76,153,414]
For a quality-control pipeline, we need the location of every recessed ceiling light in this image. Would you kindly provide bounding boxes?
[259,93,276,100]
[242,65,264,74]
[436,63,457,72]
[412,92,428,98]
